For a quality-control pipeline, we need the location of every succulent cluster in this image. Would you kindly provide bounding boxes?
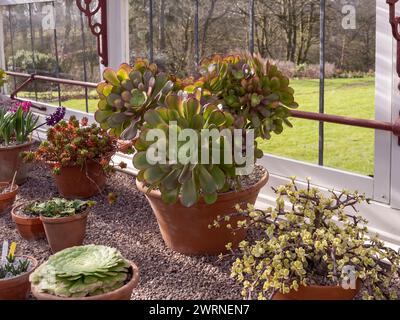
[192,54,298,139]
[213,178,400,300]
[95,59,174,139]
[24,198,96,218]
[23,116,117,175]
[30,245,131,298]
[0,257,31,279]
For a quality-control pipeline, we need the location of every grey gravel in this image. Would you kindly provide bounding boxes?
[0,164,243,300]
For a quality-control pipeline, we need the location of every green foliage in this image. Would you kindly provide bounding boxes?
[214,178,400,300]
[0,104,39,145]
[24,198,96,218]
[8,50,58,75]
[0,68,6,88]
[134,92,233,207]
[190,53,298,139]
[30,245,131,298]
[0,257,31,279]
[95,59,174,139]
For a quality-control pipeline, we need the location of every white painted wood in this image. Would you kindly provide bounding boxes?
[374,0,393,204]
[0,0,49,5]
[0,6,6,95]
[105,0,129,70]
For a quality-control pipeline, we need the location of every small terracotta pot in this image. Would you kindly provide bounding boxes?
[272,280,361,300]
[136,172,269,255]
[0,256,38,300]
[0,182,19,214]
[50,160,106,199]
[11,204,46,241]
[40,211,88,253]
[31,261,139,300]
[0,141,34,185]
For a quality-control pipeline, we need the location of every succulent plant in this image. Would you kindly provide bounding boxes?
[24,198,96,218]
[95,59,175,140]
[191,53,299,139]
[30,245,131,298]
[133,92,262,207]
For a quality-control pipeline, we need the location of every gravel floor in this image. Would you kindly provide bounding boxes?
[0,164,242,300]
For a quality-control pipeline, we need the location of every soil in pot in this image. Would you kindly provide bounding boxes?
[0,182,18,214]
[51,160,106,199]
[11,204,46,241]
[0,256,38,300]
[0,141,33,185]
[136,166,269,255]
[272,280,361,300]
[31,261,140,300]
[40,210,89,253]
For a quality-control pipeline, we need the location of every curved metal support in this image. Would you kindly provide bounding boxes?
[76,0,108,66]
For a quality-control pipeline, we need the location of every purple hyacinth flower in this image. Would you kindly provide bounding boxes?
[46,107,66,126]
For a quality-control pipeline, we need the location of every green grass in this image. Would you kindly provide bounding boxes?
[258,77,375,176]
[25,77,375,176]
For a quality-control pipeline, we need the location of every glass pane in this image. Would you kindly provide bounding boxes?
[324,0,376,176]
[129,0,149,63]
[255,0,320,165]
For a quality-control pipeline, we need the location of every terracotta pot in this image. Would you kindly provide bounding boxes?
[31,261,139,300]
[50,160,106,199]
[11,204,46,241]
[0,141,34,185]
[0,256,38,300]
[40,211,88,253]
[0,182,19,214]
[136,171,269,255]
[272,280,361,300]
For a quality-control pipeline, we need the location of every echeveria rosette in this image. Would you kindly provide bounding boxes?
[29,245,131,298]
[192,53,299,140]
[95,59,175,140]
[213,179,400,300]
[133,92,260,207]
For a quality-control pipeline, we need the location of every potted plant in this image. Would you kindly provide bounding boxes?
[95,54,297,255]
[30,244,139,300]
[0,172,18,214]
[27,198,95,253]
[213,178,400,300]
[0,101,66,184]
[23,116,119,199]
[0,242,38,300]
[12,202,46,241]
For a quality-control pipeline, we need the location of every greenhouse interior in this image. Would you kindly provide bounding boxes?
[1,0,400,306]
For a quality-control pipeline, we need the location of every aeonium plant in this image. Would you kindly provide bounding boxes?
[23,115,123,175]
[213,178,400,300]
[189,53,298,139]
[134,92,264,207]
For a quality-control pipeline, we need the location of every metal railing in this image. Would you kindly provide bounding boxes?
[5,70,400,143]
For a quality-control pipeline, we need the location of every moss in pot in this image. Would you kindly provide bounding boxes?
[30,245,139,300]
[213,178,400,300]
[27,198,95,253]
[94,54,298,255]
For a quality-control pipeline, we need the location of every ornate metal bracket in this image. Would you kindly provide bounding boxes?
[76,0,108,66]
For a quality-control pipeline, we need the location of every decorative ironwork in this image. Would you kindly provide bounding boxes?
[76,0,108,66]
[388,0,400,89]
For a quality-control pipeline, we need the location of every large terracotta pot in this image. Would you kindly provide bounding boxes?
[11,204,46,241]
[136,171,269,255]
[0,256,38,300]
[40,211,88,253]
[0,182,19,214]
[50,160,106,199]
[272,280,361,300]
[0,141,33,185]
[31,261,139,300]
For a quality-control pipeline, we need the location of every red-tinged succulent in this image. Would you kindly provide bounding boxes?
[23,116,118,175]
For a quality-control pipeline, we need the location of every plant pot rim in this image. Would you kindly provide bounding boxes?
[31,260,140,300]
[136,170,269,203]
[12,203,41,221]
[0,140,33,151]
[39,210,89,224]
[0,183,19,199]
[0,255,38,283]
